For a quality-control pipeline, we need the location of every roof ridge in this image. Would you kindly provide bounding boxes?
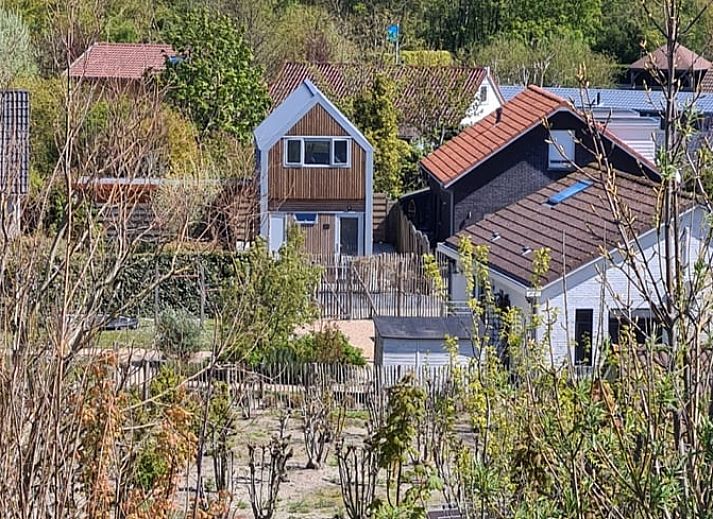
[526,84,569,105]
[88,41,173,47]
[282,61,487,72]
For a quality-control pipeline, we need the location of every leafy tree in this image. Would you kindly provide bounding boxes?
[220,230,321,364]
[162,8,270,143]
[351,74,410,198]
[0,8,36,83]
[285,323,367,365]
[476,32,616,87]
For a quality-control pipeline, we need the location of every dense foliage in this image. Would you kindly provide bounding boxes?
[162,8,270,142]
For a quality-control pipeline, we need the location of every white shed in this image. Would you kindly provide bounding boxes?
[373,316,479,368]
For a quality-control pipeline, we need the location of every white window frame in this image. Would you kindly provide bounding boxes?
[284,138,303,167]
[479,85,488,102]
[293,212,318,226]
[548,130,576,170]
[303,138,333,167]
[332,138,351,167]
[282,137,352,168]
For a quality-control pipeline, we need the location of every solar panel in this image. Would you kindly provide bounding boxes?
[546,180,593,206]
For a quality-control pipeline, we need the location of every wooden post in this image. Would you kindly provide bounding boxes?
[199,260,206,326]
[154,261,160,322]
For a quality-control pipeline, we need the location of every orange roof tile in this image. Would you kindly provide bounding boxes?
[421,85,568,184]
[67,42,175,80]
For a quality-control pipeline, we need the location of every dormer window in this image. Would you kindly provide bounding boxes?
[283,137,351,168]
[548,130,575,170]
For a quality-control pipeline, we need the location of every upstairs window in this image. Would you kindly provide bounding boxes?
[548,130,575,170]
[333,139,349,165]
[479,85,488,102]
[304,139,331,165]
[285,139,302,166]
[283,137,351,167]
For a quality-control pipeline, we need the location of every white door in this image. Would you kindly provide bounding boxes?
[268,215,285,253]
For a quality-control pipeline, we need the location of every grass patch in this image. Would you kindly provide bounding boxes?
[286,487,343,514]
[97,318,217,350]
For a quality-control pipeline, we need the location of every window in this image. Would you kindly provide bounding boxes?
[333,139,349,165]
[285,139,302,165]
[283,137,352,167]
[294,213,317,225]
[574,309,594,366]
[479,85,488,102]
[548,130,575,170]
[609,309,662,347]
[304,139,331,165]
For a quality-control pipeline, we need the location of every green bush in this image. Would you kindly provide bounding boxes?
[155,308,202,361]
[278,323,366,366]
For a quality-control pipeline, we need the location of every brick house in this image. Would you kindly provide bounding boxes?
[415,85,657,244]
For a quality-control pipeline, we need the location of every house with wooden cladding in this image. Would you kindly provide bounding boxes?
[254,79,374,256]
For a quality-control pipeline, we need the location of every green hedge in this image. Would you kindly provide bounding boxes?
[113,251,244,317]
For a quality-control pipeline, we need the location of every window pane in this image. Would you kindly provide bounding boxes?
[333,140,348,165]
[574,309,593,365]
[304,140,331,165]
[286,140,301,164]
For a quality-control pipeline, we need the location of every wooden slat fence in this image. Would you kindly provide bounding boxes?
[120,361,465,412]
[389,202,430,256]
[310,253,449,319]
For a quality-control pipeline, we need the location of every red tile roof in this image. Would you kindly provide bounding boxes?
[67,42,175,80]
[421,85,568,184]
[630,44,712,72]
[269,62,492,131]
[446,165,676,286]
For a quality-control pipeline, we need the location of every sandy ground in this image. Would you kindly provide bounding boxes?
[297,319,375,362]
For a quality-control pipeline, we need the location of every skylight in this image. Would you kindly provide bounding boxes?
[546,180,593,206]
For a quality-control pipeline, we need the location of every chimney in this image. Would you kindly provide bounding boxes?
[596,92,601,106]
[495,107,503,123]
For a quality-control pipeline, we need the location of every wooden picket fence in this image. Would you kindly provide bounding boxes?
[310,253,450,319]
[119,360,463,411]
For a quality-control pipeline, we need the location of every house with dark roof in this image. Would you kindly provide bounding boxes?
[269,62,504,139]
[414,85,656,245]
[436,168,711,368]
[254,79,374,256]
[67,42,175,82]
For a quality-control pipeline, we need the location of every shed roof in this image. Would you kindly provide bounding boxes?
[445,164,690,287]
[420,85,569,185]
[630,44,711,72]
[67,42,175,80]
[374,316,478,341]
[269,62,496,131]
